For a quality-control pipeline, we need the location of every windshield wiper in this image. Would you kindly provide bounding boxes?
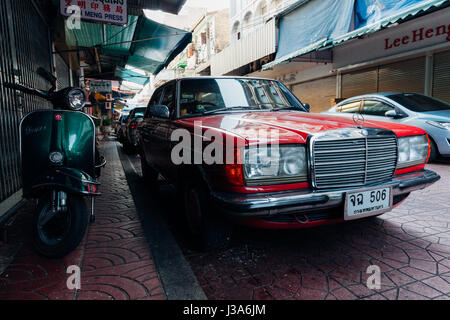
[201,106,262,115]
[271,105,303,112]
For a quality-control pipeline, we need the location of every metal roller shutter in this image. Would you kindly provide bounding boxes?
[433,50,450,103]
[55,53,70,90]
[291,76,336,113]
[0,0,52,205]
[342,68,377,99]
[378,57,425,94]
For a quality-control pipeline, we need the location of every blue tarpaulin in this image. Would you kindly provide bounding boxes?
[274,0,354,62]
[356,0,433,28]
[263,0,449,70]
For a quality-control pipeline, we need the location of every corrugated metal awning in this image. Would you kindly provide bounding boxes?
[114,66,150,86]
[65,15,191,77]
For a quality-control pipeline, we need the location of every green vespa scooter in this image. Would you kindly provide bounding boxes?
[4,68,106,258]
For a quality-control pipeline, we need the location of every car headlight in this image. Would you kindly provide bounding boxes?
[426,120,450,130]
[397,135,429,169]
[67,89,86,111]
[244,145,307,185]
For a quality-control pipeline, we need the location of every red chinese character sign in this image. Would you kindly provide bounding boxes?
[61,0,127,26]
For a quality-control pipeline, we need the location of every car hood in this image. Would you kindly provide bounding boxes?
[177,112,425,144]
[416,109,450,120]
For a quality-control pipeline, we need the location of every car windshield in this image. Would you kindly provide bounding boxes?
[389,93,450,112]
[133,108,146,118]
[179,78,305,117]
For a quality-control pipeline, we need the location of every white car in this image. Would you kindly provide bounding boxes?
[324,93,450,161]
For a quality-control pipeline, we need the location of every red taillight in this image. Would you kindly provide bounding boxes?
[87,183,99,194]
[224,148,244,186]
[130,123,136,129]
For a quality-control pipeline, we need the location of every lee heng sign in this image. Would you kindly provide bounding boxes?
[384,24,450,51]
[61,0,127,26]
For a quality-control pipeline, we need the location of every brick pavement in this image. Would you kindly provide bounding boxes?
[0,140,165,300]
[182,163,450,300]
[1,139,449,301]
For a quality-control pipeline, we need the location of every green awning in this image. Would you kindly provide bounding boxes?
[262,0,449,70]
[65,15,191,77]
[114,66,150,86]
[125,17,192,75]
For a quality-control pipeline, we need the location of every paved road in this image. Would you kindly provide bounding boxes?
[125,147,450,300]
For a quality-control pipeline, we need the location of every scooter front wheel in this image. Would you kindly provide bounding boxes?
[33,194,88,258]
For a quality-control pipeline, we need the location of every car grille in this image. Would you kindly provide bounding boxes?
[311,131,398,189]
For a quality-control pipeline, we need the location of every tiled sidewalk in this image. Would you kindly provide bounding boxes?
[0,140,165,300]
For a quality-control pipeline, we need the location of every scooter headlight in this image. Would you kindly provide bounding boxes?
[67,89,86,111]
[49,151,64,164]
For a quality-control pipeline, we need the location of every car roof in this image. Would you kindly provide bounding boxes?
[161,76,277,85]
[176,76,277,81]
[335,92,425,105]
[341,92,423,100]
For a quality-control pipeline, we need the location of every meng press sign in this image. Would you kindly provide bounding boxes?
[61,0,128,26]
[90,81,112,93]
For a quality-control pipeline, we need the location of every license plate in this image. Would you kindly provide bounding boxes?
[344,187,393,221]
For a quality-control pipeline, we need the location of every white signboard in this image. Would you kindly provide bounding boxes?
[90,81,112,93]
[60,0,128,26]
[334,6,450,69]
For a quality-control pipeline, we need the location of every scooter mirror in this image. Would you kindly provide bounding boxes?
[37,67,57,88]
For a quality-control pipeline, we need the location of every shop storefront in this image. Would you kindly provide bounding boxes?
[335,5,450,101]
[254,0,450,113]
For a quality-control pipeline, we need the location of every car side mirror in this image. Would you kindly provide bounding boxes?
[385,110,404,119]
[149,105,170,119]
[303,103,311,112]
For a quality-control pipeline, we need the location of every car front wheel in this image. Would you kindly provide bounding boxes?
[429,138,438,162]
[183,177,232,252]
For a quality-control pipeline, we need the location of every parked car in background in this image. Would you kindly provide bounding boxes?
[116,113,129,141]
[324,93,450,161]
[121,107,146,153]
[138,77,440,251]
[114,114,125,135]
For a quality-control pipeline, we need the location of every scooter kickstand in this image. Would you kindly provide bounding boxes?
[90,197,96,223]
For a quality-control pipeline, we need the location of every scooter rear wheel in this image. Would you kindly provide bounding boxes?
[33,194,88,258]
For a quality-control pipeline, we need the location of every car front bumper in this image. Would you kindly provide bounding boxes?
[211,170,440,219]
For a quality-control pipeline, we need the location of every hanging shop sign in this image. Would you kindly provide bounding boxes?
[90,80,112,93]
[60,0,128,26]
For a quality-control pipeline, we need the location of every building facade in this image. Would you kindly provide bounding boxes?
[229,0,296,41]
[255,1,450,113]
[154,8,230,88]
[210,0,297,76]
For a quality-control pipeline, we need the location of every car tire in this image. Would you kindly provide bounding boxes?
[428,138,438,162]
[122,141,134,154]
[183,177,233,252]
[141,155,159,186]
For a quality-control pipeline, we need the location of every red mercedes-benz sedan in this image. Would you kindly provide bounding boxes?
[137,77,440,250]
